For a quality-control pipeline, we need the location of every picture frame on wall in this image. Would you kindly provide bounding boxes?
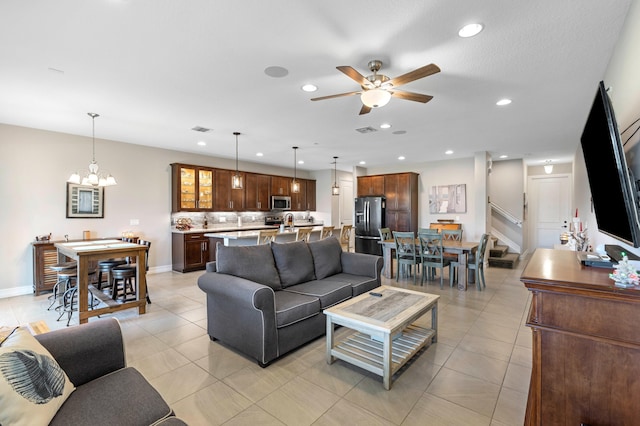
[66,183,104,218]
[429,184,467,214]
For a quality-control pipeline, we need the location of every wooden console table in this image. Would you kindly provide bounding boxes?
[521,248,640,425]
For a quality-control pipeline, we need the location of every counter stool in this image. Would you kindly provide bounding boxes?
[58,267,99,326]
[110,266,136,301]
[47,261,77,311]
[96,259,127,290]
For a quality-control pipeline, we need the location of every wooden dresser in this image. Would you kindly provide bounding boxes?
[520,249,640,425]
[428,222,462,232]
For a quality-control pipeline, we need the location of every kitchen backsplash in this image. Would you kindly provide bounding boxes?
[170,211,316,229]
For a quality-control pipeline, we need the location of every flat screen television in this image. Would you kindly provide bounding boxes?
[580,81,640,248]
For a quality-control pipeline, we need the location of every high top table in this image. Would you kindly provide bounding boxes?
[55,239,148,324]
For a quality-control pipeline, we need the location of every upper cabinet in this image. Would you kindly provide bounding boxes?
[245,173,271,211]
[171,164,214,212]
[357,175,385,196]
[290,179,317,211]
[305,180,316,211]
[384,172,419,233]
[214,169,245,211]
[271,176,291,196]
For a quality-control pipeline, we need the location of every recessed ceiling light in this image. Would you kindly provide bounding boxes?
[256,152,263,157]
[445,150,454,155]
[398,156,405,160]
[197,141,206,146]
[301,84,317,92]
[500,154,508,159]
[496,98,512,106]
[458,23,483,38]
[298,160,304,164]
[359,161,366,165]
[380,123,392,129]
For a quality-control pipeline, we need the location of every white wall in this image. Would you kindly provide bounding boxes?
[0,123,312,296]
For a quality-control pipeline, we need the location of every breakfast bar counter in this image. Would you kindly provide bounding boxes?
[205,225,325,246]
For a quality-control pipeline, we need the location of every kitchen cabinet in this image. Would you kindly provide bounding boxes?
[171,163,214,212]
[172,232,214,272]
[357,175,385,196]
[291,179,306,211]
[245,173,271,211]
[214,169,245,211]
[305,180,316,211]
[271,176,291,196]
[384,172,418,233]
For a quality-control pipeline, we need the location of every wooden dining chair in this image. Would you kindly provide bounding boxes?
[393,231,420,284]
[418,232,452,288]
[378,227,392,241]
[321,226,335,239]
[339,225,353,251]
[467,233,490,290]
[257,229,278,245]
[442,229,463,281]
[295,227,313,242]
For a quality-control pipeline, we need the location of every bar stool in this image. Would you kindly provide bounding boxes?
[320,226,335,239]
[111,239,152,304]
[47,261,77,311]
[58,267,99,326]
[96,259,127,290]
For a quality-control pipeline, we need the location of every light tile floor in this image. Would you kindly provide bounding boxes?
[1,260,532,425]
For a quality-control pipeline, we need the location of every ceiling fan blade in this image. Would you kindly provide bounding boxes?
[387,63,441,88]
[391,90,433,103]
[311,91,360,101]
[359,104,372,115]
[337,66,369,86]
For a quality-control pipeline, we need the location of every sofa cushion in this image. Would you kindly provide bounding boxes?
[271,241,316,288]
[216,243,282,290]
[274,291,321,328]
[322,273,380,297]
[284,280,352,309]
[50,367,172,426]
[0,327,76,426]
[308,237,343,279]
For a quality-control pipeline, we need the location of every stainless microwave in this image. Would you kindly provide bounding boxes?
[271,195,291,210]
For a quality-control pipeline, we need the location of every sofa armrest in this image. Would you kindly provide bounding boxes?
[197,272,278,365]
[205,261,217,272]
[35,318,125,387]
[341,252,384,281]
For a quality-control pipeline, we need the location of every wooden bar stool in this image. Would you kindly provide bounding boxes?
[111,239,152,303]
[96,259,127,291]
[320,226,335,239]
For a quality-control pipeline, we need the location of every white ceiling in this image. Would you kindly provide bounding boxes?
[0,0,632,171]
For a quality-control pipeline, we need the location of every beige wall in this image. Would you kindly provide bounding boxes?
[0,123,314,297]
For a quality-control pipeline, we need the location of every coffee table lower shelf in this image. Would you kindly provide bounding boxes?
[330,324,435,380]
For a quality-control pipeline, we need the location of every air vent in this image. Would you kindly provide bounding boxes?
[191,126,212,133]
[355,126,378,134]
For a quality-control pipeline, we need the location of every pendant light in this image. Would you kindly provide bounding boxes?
[332,156,340,196]
[68,113,117,187]
[544,160,553,174]
[231,132,243,189]
[291,146,300,193]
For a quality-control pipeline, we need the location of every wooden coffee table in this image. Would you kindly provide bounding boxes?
[324,286,439,390]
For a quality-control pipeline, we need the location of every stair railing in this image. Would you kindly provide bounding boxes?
[490,202,522,227]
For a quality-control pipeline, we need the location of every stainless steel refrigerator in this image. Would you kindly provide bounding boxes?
[354,196,385,255]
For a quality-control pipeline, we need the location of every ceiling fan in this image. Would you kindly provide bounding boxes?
[311,60,440,115]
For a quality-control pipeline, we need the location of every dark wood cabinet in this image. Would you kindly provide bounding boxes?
[384,172,419,233]
[357,175,385,196]
[305,180,316,211]
[245,173,271,211]
[521,248,640,425]
[271,176,291,196]
[214,169,245,211]
[32,242,59,295]
[172,232,213,272]
[291,179,306,211]
[171,163,214,212]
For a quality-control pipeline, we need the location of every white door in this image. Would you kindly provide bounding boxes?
[528,174,571,249]
[339,179,353,226]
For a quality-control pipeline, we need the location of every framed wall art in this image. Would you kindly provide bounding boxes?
[66,183,104,218]
[429,184,467,214]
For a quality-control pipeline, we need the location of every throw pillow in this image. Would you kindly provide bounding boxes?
[0,327,75,426]
[215,242,282,290]
[308,236,343,279]
[271,240,316,287]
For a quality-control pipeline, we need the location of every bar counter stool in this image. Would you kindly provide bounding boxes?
[295,227,313,242]
[257,229,278,245]
[321,226,335,239]
[47,261,77,311]
[58,267,99,326]
[111,239,152,304]
[96,259,127,291]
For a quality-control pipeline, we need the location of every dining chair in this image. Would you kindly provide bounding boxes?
[111,239,152,303]
[378,227,392,241]
[295,227,313,242]
[321,226,335,239]
[419,228,440,235]
[467,233,490,290]
[417,231,452,289]
[393,231,420,284]
[442,229,463,281]
[339,225,353,251]
[257,229,278,245]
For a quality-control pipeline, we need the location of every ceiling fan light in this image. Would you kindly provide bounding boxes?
[361,89,391,108]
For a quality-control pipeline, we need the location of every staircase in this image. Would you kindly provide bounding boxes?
[488,237,519,269]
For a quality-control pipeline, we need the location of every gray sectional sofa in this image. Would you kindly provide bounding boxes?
[197,236,383,366]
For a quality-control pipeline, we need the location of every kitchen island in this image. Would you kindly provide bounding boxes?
[205,224,325,246]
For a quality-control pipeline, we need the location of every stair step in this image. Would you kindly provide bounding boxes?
[488,253,519,269]
[490,245,509,258]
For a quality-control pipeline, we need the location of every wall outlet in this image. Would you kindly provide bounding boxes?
[219,217,226,222]
[455,216,460,222]
[130,219,139,226]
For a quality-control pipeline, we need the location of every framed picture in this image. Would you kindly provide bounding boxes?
[429,184,467,214]
[66,183,104,218]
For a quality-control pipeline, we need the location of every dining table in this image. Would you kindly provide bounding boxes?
[54,239,148,324]
[378,239,479,290]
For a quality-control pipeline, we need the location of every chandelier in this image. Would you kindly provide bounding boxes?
[68,113,117,187]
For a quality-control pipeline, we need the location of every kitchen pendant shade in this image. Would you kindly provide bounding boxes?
[291,146,300,193]
[332,156,339,196]
[232,132,243,189]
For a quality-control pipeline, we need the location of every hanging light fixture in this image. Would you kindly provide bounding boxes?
[231,132,243,189]
[544,160,554,174]
[332,156,340,196]
[361,89,391,108]
[291,146,300,193]
[68,113,117,187]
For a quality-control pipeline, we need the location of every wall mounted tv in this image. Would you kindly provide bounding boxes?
[580,81,640,248]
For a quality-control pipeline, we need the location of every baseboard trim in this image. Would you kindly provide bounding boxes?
[0,286,33,299]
